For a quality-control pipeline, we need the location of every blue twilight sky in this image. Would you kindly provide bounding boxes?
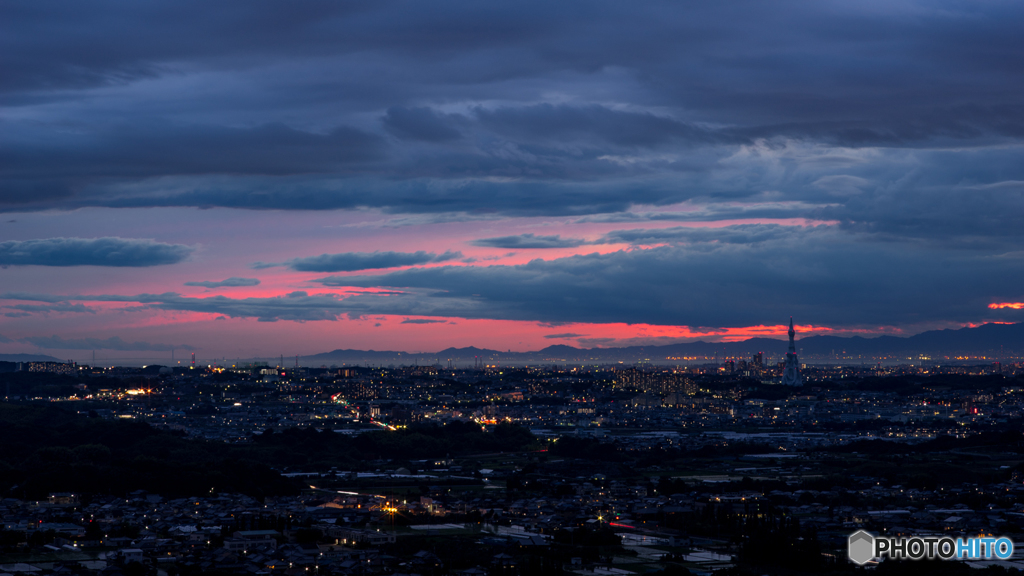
[1,0,1024,360]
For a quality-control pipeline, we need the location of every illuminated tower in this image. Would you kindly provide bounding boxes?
[781,317,803,386]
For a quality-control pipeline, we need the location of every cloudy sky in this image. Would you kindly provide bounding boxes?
[2,0,1023,361]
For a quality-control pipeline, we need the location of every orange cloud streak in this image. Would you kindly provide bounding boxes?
[989,302,1024,309]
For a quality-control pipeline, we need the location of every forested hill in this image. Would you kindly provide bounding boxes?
[0,403,297,500]
[0,404,537,500]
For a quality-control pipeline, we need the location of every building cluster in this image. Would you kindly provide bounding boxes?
[4,357,1024,573]
[5,442,1024,574]
[8,361,1020,443]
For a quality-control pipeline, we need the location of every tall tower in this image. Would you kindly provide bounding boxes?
[781,317,803,386]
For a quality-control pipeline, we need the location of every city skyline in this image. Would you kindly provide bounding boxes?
[4,1,1024,359]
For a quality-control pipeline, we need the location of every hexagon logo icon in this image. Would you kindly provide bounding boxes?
[848,530,875,565]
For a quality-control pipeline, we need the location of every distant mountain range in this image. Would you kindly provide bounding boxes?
[301,322,1024,366]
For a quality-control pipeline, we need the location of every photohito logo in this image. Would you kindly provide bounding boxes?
[847,530,1015,564]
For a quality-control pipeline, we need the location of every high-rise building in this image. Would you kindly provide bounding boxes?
[781,317,803,386]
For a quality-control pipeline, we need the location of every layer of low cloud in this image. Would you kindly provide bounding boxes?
[471,233,587,249]
[262,250,463,272]
[3,302,96,316]
[0,237,192,267]
[184,277,261,288]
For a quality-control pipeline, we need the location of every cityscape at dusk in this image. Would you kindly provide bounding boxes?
[3,1,1024,574]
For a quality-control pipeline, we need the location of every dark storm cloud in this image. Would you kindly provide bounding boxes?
[400,318,447,324]
[42,141,1024,244]
[0,122,382,203]
[471,233,587,249]
[544,333,584,339]
[474,104,724,147]
[383,107,464,142]
[577,202,826,224]
[78,178,670,217]
[21,335,195,351]
[184,277,261,288]
[8,1,1024,126]
[598,224,803,246]
[267,250,463,272]
[0,1,374,94]
[814,155,1024,247]
[0,238,192,267]
[3,0,1024,224]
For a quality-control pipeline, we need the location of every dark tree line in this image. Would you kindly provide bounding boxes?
[0,404,538,500]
